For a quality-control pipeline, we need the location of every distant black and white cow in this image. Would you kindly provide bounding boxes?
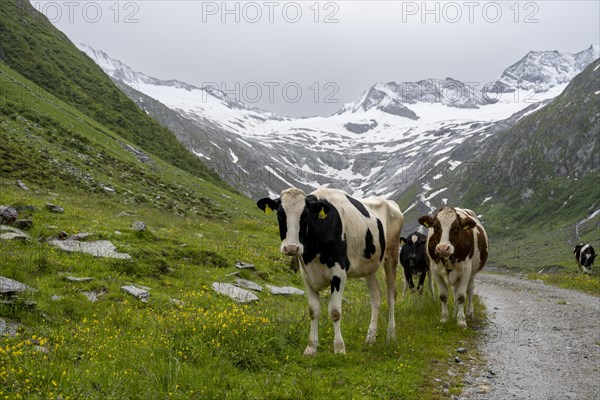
[574,243,596,274]
[257,187,403,355]
[399,232,434,298]
[418,207,488,328]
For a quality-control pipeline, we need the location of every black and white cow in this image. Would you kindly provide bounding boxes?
[257,187,403,355]
[418,207,488,328]
[574,243,596,274]
[399,232,434,298]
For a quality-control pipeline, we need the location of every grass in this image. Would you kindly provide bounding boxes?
[1,183,485,399]
[527,272,600,297]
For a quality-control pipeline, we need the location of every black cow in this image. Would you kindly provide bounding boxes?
[257,187,404,355]
[574,243,596,274]
[399,232,434,298]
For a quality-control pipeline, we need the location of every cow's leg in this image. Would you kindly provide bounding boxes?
[402,266,412,298]
[328,264,347,354]
[455,266,471,328]
[383,255,397,341]
[302,275,320,356]
[427,270,435,300]
[417,271,427,294]
[466,276,476,319]
[432,270,449,323]
[364,273,381,344]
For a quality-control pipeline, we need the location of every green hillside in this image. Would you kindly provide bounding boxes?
[0,0,223,186]
[0,60,483,398]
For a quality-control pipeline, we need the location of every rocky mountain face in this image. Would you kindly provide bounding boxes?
[79,44,599,206]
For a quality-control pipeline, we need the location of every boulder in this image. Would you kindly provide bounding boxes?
[16,180,29,191]
[46,204,64,213]
[131,221,146,232]
[235,261,255,270]
[14,220,33,230]
[121,285,149,302]
[65,276,94,282]
[234,278,263,292]
[0,317,22,336]
[266,285,305,296]
[212,282,259,303]
[49,240,132,259]
[0,276,35,296]
[0,206,18,225]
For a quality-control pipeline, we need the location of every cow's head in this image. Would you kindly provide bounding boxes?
[575,244,597,268]
[418,207,476,260]
[257,188,331,256]
[400,233,426,268]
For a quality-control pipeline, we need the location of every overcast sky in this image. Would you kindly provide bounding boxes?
[42,0,599,117]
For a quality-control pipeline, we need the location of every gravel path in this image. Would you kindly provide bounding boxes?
[460,273,600,400]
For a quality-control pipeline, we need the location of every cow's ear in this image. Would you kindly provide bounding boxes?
[307,198,330,219]
[399,237,407,245]
[574,244,582,253]
[591,254,598,262]
[257,197,280,215]
[418,215,434,228]
[460,216,477,230]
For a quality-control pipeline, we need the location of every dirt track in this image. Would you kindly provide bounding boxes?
[459,273,600,400]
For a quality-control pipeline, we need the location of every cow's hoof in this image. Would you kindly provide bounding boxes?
[387,327,396,341]
[365,332,377,345]
[440,317,448,323]
[303,346,317,356]
[466,311,474,319]
[334,340,346,354]
[457,319,467,328]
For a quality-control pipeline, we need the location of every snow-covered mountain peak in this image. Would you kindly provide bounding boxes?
[491,45,599,93]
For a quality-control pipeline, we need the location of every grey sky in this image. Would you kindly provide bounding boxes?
[42,0,599,117]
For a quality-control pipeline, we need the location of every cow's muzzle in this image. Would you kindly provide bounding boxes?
[282,243,300,256]
[435,243,453,258]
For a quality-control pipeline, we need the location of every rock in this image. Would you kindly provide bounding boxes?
[46,203,64,213]
[0,317,22,336]
[49,240,132,259]
[235,261,255,270]
[65,276,94,282]
[0,225,30,241]
[116,211,136,217]
[51,295,63,301]
[170,298,184,306]
[114,231,122,235]
[212,282,259,303]
[121,285,149,302]
[454,356,462,363]
[131,221,146,232]
[67,232,93,241]
[234,278,264,292]
[34,346,49,353]
[457,347,467,353]
[0,276,35,295]
[103,186,115,193]
[0,206,18,225]
[266,285,305,296]
[15,205,35,214]
[14,220,33,230]
[16,180,29,191]
[82,291,103,302]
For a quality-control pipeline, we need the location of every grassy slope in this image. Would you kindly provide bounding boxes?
[0,0,223,187]
[0,63,484,398]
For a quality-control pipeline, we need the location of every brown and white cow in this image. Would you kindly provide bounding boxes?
[418,207,488,327]
[258,187,403,355]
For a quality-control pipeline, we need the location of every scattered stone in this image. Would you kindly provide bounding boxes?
[121,285,149,302]
[14,220,33,230]
[16,180,29,191]
[234,278,264,292]
[57,231,68,240]
[51,295,63,301]
[46,225,57,229]
[15,205,35,214]
[266,285,305,296]
[127,283,151,291]
[235,261,255,270]
[46,203,64,213]
[34,346,49,354]
[212,282,259,303]
[0,229,31,241]
[114,231,122,235]
[82,291,102,302]
[537,265,565,274]
[476,384,490,394]
[116,211,136,217]
[103,186,115,193]
[49,240,132,259]
[65,276,94,282]
[170,298,184,306]
[454,356,462,363]
[195,233,204,238]
[120,142,153,165]
[433,378,442,383]
[0,276,35,295]
[225,271,240,277]
[0,206,18,225]
[131,221,146,232]
[457,347,467,354]
[67,232,93,241]
[0,317,22,336]
[447,369,457,377]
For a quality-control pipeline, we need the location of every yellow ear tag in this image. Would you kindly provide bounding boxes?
[463,225,470,230]
[318,207,327,219]
[265,205,273,215]
[424,222,429,228]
